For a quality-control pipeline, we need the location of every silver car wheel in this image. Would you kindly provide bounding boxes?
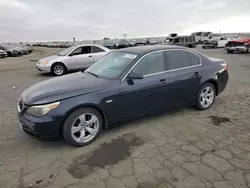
[71,113,99,144]
[54,65,64,75]
[200,86,214,108]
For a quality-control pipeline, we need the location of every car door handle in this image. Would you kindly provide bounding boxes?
[88,55,92,57]
[193,72,201,77]
[159,79,167,85]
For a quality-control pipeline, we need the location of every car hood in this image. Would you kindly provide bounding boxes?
[20,72,111,105]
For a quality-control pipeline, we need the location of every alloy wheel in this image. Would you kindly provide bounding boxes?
[200,86,214,108]
[54,65,64,75]
[71,113,99,143]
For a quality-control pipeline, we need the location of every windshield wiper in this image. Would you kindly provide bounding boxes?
[86,71,99,78]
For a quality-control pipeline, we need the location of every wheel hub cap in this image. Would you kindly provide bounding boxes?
[71,113,99,143]
[200,86,214,108]
[54,65,63,75]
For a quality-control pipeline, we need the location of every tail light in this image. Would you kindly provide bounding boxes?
[222,63,228,71]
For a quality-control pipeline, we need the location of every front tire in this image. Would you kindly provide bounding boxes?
[196,83,216,110]
[52,63,66,76]
[62,108,103,147]
[227,50,233,54]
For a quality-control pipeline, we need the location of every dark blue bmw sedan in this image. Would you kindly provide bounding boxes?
[17,45,228,147]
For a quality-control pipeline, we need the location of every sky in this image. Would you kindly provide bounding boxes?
[0,0,250,42]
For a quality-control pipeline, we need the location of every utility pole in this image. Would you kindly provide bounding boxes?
[73,37,75,43]
[123,34,128,39]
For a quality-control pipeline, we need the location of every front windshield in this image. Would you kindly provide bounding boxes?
[58,46,75,56]
[85,51,137,79]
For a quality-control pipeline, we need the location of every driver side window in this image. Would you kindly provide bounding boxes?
[70,46,91,56]
[133,51,165,76]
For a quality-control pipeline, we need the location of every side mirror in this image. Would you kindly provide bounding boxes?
[128,71,143,80]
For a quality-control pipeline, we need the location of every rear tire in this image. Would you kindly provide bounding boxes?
[51,63,66,76]
[227,50,233,54]
[196,83,216,110]
[62,107,103,147]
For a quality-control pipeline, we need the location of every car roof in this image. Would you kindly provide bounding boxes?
[75,44,103,48]
[117,45,187,55]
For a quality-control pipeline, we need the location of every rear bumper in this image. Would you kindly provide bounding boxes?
[217,70,229,94]
[225,46,247,52]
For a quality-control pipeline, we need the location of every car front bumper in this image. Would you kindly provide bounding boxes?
[225,46,247,52]
[18,112,63,139]
[36,64,51,73]
[0,53,7,58]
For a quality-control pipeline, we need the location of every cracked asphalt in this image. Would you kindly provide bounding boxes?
[0,47,250,188]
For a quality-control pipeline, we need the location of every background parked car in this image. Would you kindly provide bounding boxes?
[11,44,29,54]
[18,44,33,53]
[102,40,117,49]
[147,38,160,45]
[202,37,230,49]
[134,39,147,46]
[117,40,132,49]
[37,44,110,76]
[0,44,21,57]
[0,49,7,58]
[225,38,250,53]
[164,36,196,48]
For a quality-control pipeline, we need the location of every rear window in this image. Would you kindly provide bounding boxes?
[166,50,191,70]
[166,50,201,70]
[189,52,201,65]
[91,46,104,53]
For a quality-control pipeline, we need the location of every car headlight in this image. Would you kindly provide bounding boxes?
[41,61,49,65]
[26,101,60,117]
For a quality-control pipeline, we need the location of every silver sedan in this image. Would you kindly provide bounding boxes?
[36,44,110,76]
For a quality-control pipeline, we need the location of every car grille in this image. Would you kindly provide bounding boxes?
[228,42,244,47]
